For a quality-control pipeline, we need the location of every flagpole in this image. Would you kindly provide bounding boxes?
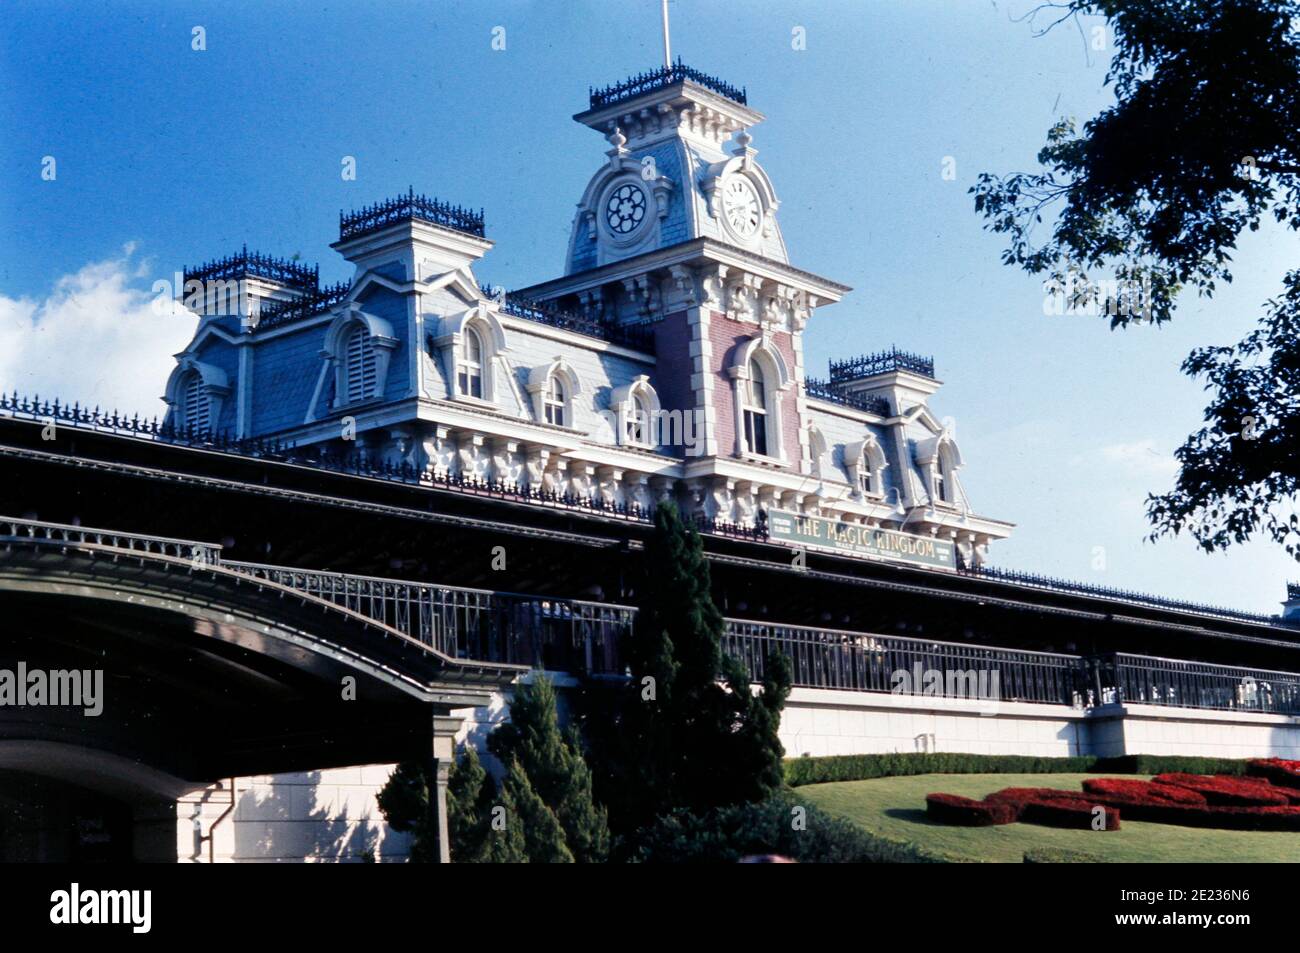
[661,0,672,68]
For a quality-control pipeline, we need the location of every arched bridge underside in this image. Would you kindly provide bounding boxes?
[0,536,519,785]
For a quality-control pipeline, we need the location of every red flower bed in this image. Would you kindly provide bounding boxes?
[984,787,1084,809]
[1082,778,1206,806]
[924,793,1017,826]
[1153,773,1292,807]
[1247,759,1300,790]
[925,774,1300,832]
[1108,801,1300,832]
[1020,798,1121,831]
[982,787,1121,830]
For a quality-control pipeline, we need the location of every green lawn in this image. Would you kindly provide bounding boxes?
[799,773,1300,863]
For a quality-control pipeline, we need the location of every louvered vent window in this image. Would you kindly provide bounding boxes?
[182,372,210,432]
[345,325,377,404]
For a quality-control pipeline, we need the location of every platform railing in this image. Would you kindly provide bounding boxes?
[0,516,222,565]
[724,619,1084,706]
[222,561,631,674]
[1095,652,1300,716]
[6,516,1300,715]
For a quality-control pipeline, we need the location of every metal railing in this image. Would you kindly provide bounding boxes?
[223,561,631,673]
[829,348,936,382]
[254,281,352,331]
[964,563,1283,627]
[804,377,891,416]
[0,516,222,565]
[478,284,654,351]
[724,619,1082,705]
[340,188,485,241]
[589,57,747,109]
[1095,653,1300,716]
[183,245,319,290]
[5,515,1300,715]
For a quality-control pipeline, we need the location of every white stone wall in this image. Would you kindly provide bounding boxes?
[177,766,410,863]
[1090,704,1300,760]
[779,688,1089,758]
[779,689,1300,761]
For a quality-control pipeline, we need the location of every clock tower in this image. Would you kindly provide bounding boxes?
[521,59,848,507]
[562,59,790,276]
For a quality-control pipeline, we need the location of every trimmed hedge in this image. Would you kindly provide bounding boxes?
[928,786,1121,830]
[1082,777,1206,806]
[985,787,1121,831]
[1248,758,1300,790]
[1024,847,1101,863]
[1100,755,1248,777]
[1021,799,1121,831]
[627,792,946,863]
[924,793,1018,826]
[784,752,1255,787]
[1087,799,1300,831]
[1153,772,1295,807]
[785,753,1098,786]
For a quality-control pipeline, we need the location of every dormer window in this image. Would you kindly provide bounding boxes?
[743,358,768,457]
[845,436,887,500]
[626,393,649,445]
[165,358,230,433]
[343,324,378,404]
[459,326,484,399]
[611,375,660,449]
[934,446,957,503]
[181,371,210,432]
[322,311,399,414]
[544,373,567,426]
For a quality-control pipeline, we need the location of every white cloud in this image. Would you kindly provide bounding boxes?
[0,246,196,419]
[1099,439,1181,480]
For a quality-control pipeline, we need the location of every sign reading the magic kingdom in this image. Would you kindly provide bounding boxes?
[766,509,956,570]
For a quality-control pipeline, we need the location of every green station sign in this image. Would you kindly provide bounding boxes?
[766,509,956,570]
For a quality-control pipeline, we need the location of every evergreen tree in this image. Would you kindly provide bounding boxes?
[378,747,510,863]
[500,758,573,863]
[476,776,530,863]
[488,675,610,862]
[375,759,438,862]
[445,746,492,862]
[582,501,793,833]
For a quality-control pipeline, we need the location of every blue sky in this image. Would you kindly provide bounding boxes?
[2,0,1297,611]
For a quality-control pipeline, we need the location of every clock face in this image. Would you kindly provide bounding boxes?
[722,176,762,239]
[605,182,647,235]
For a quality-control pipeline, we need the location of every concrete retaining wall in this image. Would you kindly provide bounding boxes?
[185,686,1300,861]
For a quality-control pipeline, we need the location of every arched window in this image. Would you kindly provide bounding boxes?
[934,449,952,503]
[859,461,874,496]
[626,392,649,445]
[344,324,378,404]
[181,371,209,432]
[743,358,768,456]
[544,373,566,426]
[459,326,484,399]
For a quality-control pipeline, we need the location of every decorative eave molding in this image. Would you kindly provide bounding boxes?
[518,236,850,307]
